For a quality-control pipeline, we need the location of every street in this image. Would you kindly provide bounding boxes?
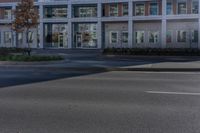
[0,69,200,133]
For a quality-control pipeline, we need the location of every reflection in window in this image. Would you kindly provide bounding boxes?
[178,2,186,14]
[109,4,118,16]
[177,31,186,43]
[135,4,145,16]
[135,31,144,44]
[122,32,128,43]
[150,3,158,15]
[45,23,68,48]
[17,32,23,45]
[192,1,199,14]
[4,31,12,44]
[166,31,172,43]
[74,6,97,17]
[192,30,198,43]
[123,3,128,16]
[167,2,173,15]
[110,32,118,43]
[149,31,159,43]
[44,6,67,18]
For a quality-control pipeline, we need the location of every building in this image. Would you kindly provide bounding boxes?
[0,0,199,49]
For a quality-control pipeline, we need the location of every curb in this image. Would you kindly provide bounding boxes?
[0,65,200,72]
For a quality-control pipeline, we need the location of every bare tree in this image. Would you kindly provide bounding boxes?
[12,0,39,55]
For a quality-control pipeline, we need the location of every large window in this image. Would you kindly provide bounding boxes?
[178,2,186,14]
[44,6,67,18]
[122,3,128,16]
[4,8,12,19]
[45,23,68,48]
[74,6,97,17]
[4,31,12,44]
[135,4,145,16]
[149,31,159,43]
[192,30,198,43]
[73,23,97,48]
[192,1,199,14]
[135,31,144,44]
[166,31,172,43]
[17,33,23,45]
[109,4,118,16]
[110,32,118,43]
[150,3,158,15]
[177,30,186,43]
[122,31,128,43]
[167,2,173,15]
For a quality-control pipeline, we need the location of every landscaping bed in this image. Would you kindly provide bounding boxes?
[103,48,200,56]
[0,48,64,62]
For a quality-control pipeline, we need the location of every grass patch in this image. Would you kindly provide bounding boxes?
[0,55,64,62]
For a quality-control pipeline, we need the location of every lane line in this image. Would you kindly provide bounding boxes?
[146,91,200,96]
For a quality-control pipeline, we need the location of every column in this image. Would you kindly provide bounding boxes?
[161,0,167,48]
[97,0,102,49]
[67,1,72,49]
[39,4,44,48]
[198,0,200,49]
[12,5,16,47]
[128,0,133,48]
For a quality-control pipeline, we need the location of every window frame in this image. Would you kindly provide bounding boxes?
[122,31,128,44]
[109,4,119,17]
[192,1,199,14]
[135,31,145,44]
[177,1,187,14]
[149,2,159,16]
[135,3,145,16]
[148,31,159,44]
[176,30,187,43]
[122,3,129,16]
[110,31,118,44]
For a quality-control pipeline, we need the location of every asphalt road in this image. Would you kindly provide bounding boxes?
[0,69,200,133]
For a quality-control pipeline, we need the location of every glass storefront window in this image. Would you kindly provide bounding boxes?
[177,30,186,42]
[44,23,68,48]
[4,31,12,44]
[122,3,128,16]
[44,6,67,18]
[73,23,97,48]
[4,8,12,19]
[149,31,159,43]
[135,4,145,16]
[135,31,144,44]
[109,4,118,16]
[167,3,173,15]
[73,6,97,17]
[178,2,186,14]
[192,30,198,43]
[150,3,158,15]
[192,1,199,14]
[166,31,172,43]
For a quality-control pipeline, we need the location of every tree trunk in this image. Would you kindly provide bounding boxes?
[26,28,31,56]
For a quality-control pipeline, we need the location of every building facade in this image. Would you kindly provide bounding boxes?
[0,0,199,49]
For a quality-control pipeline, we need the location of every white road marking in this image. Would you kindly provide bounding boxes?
[146,91,200,96]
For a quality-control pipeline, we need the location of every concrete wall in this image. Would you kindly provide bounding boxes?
[166,20,198,48]
[133,21,162,48]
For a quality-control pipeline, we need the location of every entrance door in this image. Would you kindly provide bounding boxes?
[76,34,82,48]
[58,34,64,48]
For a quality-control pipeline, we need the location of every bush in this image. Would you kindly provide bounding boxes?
[0,55,64,62]
[103,48,200,56]
[0,48,28,56]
